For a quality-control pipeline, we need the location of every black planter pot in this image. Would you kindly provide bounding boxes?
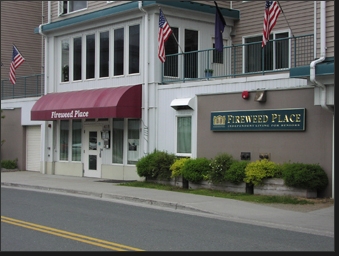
[182,177,189,189]
[246,183,254,194]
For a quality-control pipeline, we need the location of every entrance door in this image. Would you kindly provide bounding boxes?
[84,126,103,178]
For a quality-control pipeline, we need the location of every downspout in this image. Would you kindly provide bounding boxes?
[310,1,334,199]
[310,1,333,113]
[39,4,49,174]
[48,1,51,23]
[138,1,149,155]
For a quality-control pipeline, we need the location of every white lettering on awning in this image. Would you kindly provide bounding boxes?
[51,110,89,119]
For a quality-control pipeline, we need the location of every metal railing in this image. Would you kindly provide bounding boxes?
[1,74,44,100]
[0,35,313,99]
[162,34,314,83]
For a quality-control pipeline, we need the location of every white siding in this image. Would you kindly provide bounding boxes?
[26,126,41,172]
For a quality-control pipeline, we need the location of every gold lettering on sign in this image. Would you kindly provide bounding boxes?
[272,113,302,123]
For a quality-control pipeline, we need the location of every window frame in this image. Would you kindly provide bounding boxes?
[175,115,192,157]
[242,30,291,73]
[58,1,87,16]
[59,23,141,83]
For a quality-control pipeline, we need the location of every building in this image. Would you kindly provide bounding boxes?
[1,1,47,171]
[1,1,334,198]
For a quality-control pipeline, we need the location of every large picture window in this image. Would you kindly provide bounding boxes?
[112,119,124,164]
[72,120,82,161]
[245,32,289,73]
[73,37,82,81]
[60,120,69,161]
[61,39,69,82]
[127,119,140,164]
[86,34,95,79]
[129,25,140,74]
[114,28,124,76]
[60,25,140,82]
[100,31,109,78]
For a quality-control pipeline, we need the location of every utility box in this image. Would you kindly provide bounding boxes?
[259,153,270,160]
[240,152,251,160]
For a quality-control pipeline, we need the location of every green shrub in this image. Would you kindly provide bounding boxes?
[1,159,18,169]
[281,162,328,191]
[170,157,189,178]
[136,150,175,180]
[181,157,211,183]
[208,153,234,184]
[225,160,248,184]
[244,159,280,186]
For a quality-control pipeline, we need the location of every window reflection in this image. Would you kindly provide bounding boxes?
[89,131,97,150]
[89,155,97,170]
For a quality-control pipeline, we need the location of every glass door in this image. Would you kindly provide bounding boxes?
[84,126,103,178]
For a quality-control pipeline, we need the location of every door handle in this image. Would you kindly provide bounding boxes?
[99,148,103,158]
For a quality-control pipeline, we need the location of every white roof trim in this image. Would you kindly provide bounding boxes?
[170,97,195,110]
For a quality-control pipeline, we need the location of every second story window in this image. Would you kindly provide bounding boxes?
[100,31,109,78]
[114,28,124,76]
[73,37,82,81]
[244,31,289,73]
[86,34,95,79]
[61,39,69,82]
[129,25,140,74]
[164,27,179,77]
[60,25,140,82]
[59,1,87,16]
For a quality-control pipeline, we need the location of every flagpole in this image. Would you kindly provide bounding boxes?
[159,7,184,53]
[277,1,295,37]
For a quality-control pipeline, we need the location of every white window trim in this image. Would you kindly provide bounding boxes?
[175,114,192,158]
[58,1,88,16]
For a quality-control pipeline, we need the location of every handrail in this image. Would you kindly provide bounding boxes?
[1,74,44,100]
[162,34,314,83]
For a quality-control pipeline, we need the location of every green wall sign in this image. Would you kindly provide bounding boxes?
[211,108,306,131]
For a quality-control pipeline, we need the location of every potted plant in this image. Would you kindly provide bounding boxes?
[204,68,213,78]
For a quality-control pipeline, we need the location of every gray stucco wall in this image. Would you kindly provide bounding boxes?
[1,108,26,171]
[197,87,333,198]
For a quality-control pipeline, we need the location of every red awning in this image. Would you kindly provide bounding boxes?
[31,85,142,120]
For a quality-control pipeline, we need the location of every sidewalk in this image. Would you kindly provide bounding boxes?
[1,170,334,238]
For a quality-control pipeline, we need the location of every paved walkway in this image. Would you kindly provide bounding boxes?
[1,170,334,238]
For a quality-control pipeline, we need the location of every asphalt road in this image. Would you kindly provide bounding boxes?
[1,187,334,251]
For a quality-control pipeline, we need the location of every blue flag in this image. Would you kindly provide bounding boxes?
[214,1,226,52]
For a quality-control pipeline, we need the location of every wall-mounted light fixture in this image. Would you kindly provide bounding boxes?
[254,90,266,102]
[48,124,52,128]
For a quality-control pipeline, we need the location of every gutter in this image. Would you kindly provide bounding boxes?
[138,1,149,155]
[309,1,333,113]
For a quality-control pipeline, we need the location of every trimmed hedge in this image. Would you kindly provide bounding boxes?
[136,152,329,192]
[225,160,248,184]
[181,157,211,183]
[136,150,175,180]
[208,153,234,184]
[281,162,328,191]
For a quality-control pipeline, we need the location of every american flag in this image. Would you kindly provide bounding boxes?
[158,8,172,63]
[262,1,281,48]
[9,45,25,85]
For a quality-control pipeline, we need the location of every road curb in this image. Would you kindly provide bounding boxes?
[1,182,210,214]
